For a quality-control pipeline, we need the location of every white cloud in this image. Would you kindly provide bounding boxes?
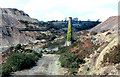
[0,0,28,9]
[43,11,65,21]
[0,0,119,21]
[82,8,118,21]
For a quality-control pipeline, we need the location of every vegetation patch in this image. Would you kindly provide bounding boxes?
[2,44,42,77]
[43,41,65,49]
[59,52,85,75]
[32,51,43,58]
[59,52,85,68]
[90,31,97,35]
[2,53,39,76]
[57,40,99,58]
[44,34,99,75]
[103,45,120,64]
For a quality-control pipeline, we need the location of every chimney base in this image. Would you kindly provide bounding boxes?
[64,41,71,46]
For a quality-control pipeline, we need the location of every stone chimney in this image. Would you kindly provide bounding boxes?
[65,17,72,46]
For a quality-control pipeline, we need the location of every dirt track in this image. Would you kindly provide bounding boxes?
[13,54,66,75]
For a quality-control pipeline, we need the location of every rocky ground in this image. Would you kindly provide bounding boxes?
[13,54,67,75]
[78,31,119,75]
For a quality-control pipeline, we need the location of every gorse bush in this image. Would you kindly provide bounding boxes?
[59,52,85,75]
[32,51,43,58]
[15,44,22,50]
[59,52,85,68]
[90,31,97,35]
[57,47,68,54]
[2,43,43,77]
[24,49,33,53]
[2,52,42,77]
[7,44,24,54]
[7,44,37,54]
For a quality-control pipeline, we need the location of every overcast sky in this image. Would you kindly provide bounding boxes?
[0,0,119,21]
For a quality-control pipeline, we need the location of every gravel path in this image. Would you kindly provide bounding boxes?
[13,54,67,75]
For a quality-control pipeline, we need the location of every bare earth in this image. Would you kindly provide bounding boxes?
[13,54,67,75]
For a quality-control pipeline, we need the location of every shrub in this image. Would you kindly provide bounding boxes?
[32,51,42,58]
[59,52,85,68]
[57,40,84,54]
[90,31,97,35]
[57,47,68,54]
[24,49,33,53]
[59,52,85,75]
[2,53,40,76]
[12,44,24,53]
[43,41,65,49]
[9,47,14,51]
[39,50,44,53]
[14,44,22,50]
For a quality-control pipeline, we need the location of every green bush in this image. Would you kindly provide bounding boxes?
[14,44,22,50]
[59,52,85,75]
[9,47,14,51]
[57,47,68,54]
[90,31,97,35]
[10,44,24,53]
[32,51,42,58]
[43,41,65,49]
[24,49,33,53]
[2,53,39,76]
[57,40,83,54]
[59,52,85,68]
[40,50,44,53]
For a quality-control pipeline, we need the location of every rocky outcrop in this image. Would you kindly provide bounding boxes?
[0,8,37,49]
[1,8,39,24]
[1,8,39,28]
[2,26,29,47]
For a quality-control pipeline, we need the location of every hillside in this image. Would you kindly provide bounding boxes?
[0,8,37,50]
[1,8,119,76]
[1,8,101,51]
[78,16,119,75]
[50,16,119,75]
[90,16,118,32]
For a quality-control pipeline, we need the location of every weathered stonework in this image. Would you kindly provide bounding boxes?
[65,17,72,46]
[64,41,71,46]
